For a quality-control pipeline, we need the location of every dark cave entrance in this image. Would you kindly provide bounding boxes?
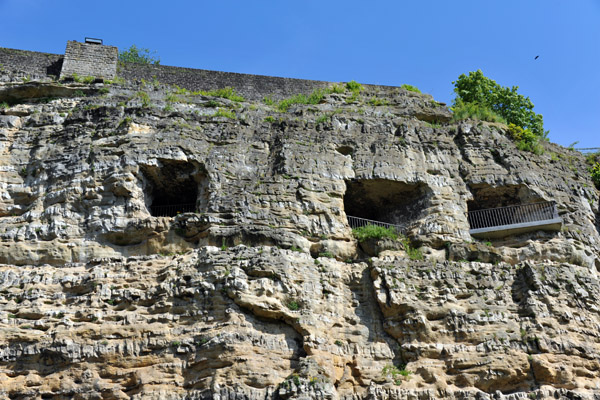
[467,184,542,212]
[466,184,561,237]
[141,160,209,217]
[343,179,429,229]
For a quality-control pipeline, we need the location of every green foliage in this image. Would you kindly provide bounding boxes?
[173,85,245,102]
[264,116,275,123]
[451,98,506,124]
[278,89,327,112]
[352,225,398,241]
[590,162,600,189]
[318,251,335,259]
[287,300,300,311]
[119,44,160,65]
[136,91,151,108]
[263,96,276,106]
[402,237,423,261]
[507,123,544,155]
[329,83,345,94]
[315,114,330,124]
[382,364,412,384]
[368,97,389,106]
[199,87,244,102]
[346,80,362,93]
[0,102,8,109]
[401,84,421,93]
[213,109,236,119]
[453,69,545,137]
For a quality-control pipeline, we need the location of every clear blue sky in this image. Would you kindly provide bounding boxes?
[1,0,598,148]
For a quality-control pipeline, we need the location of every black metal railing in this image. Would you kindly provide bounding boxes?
[346,215,403,233]
[150,203,197,217]
[468,201,559,230]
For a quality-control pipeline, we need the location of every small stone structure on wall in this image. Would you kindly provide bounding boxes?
[59,40,118,80]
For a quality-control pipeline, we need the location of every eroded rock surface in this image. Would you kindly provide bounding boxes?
[0,76,599,399]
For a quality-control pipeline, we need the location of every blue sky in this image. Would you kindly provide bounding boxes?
[1,0,598,148]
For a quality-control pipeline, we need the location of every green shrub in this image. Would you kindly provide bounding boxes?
[0,102,8,109]
[119,45,160,65]
[368,97,389,106]
[453,69,545,137]
[278,89,327,112]
[507,123,544,155]
[346,80,362,93]
[198,87,244,102]
[401,84,421,93]
[263,96,276,105]
[329,83,345,94]
[382,364,412,385]
[451,98,506,123]
[590,162,600,189]
[213,109,236,119]
[287,300,300,311]
[315,114,330,124]
[136,91,151,108]
[352,225,398,241]
[403,239,423,261]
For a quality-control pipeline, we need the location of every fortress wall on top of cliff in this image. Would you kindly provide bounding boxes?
[0,44,339,100]
[0,47,63,79]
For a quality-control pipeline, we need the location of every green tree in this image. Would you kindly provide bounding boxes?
[453,70,545,137]
[119,45,160,65]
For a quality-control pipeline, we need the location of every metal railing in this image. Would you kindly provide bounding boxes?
[467,201,559,230]
[346,215,402,233]
[150,203,197,217]
[574,148,600,154]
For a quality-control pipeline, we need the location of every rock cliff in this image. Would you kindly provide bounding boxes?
[0,61,599,399]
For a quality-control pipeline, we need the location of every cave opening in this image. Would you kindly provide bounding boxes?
[343,179,429,229]
[467,184,542,212]
[141,160,209,217]
[466,183,562,238]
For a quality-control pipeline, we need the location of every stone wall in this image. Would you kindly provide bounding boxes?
[1,43,372,100]
[117,62,332,101]
[0,47,63,80]
[59,41,118,80]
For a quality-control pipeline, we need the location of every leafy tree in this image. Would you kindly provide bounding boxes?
[119,45,160,65]
[453,70,545,137]
[590,162,600,189]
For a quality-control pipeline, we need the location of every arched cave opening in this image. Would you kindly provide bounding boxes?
[141,160,209,217]
[467,184,542,212]
[466,184,560,237]
[344,179,429,229]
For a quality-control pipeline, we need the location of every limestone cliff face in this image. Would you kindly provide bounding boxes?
[0,74,599,399]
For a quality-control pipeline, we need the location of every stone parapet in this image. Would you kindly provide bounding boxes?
[59,41,118,80]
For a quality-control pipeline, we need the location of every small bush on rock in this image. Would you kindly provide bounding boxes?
[590,162,600,189]
[352,225,398,241]
[401,84,421,93]
[507,123,544,155]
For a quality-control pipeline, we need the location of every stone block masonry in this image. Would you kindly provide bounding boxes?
[0,48,63,81]
[59,41,118,80]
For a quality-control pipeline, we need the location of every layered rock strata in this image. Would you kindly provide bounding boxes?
[0,73,599,399]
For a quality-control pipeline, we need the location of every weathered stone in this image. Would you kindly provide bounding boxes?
[0,54,598,399]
